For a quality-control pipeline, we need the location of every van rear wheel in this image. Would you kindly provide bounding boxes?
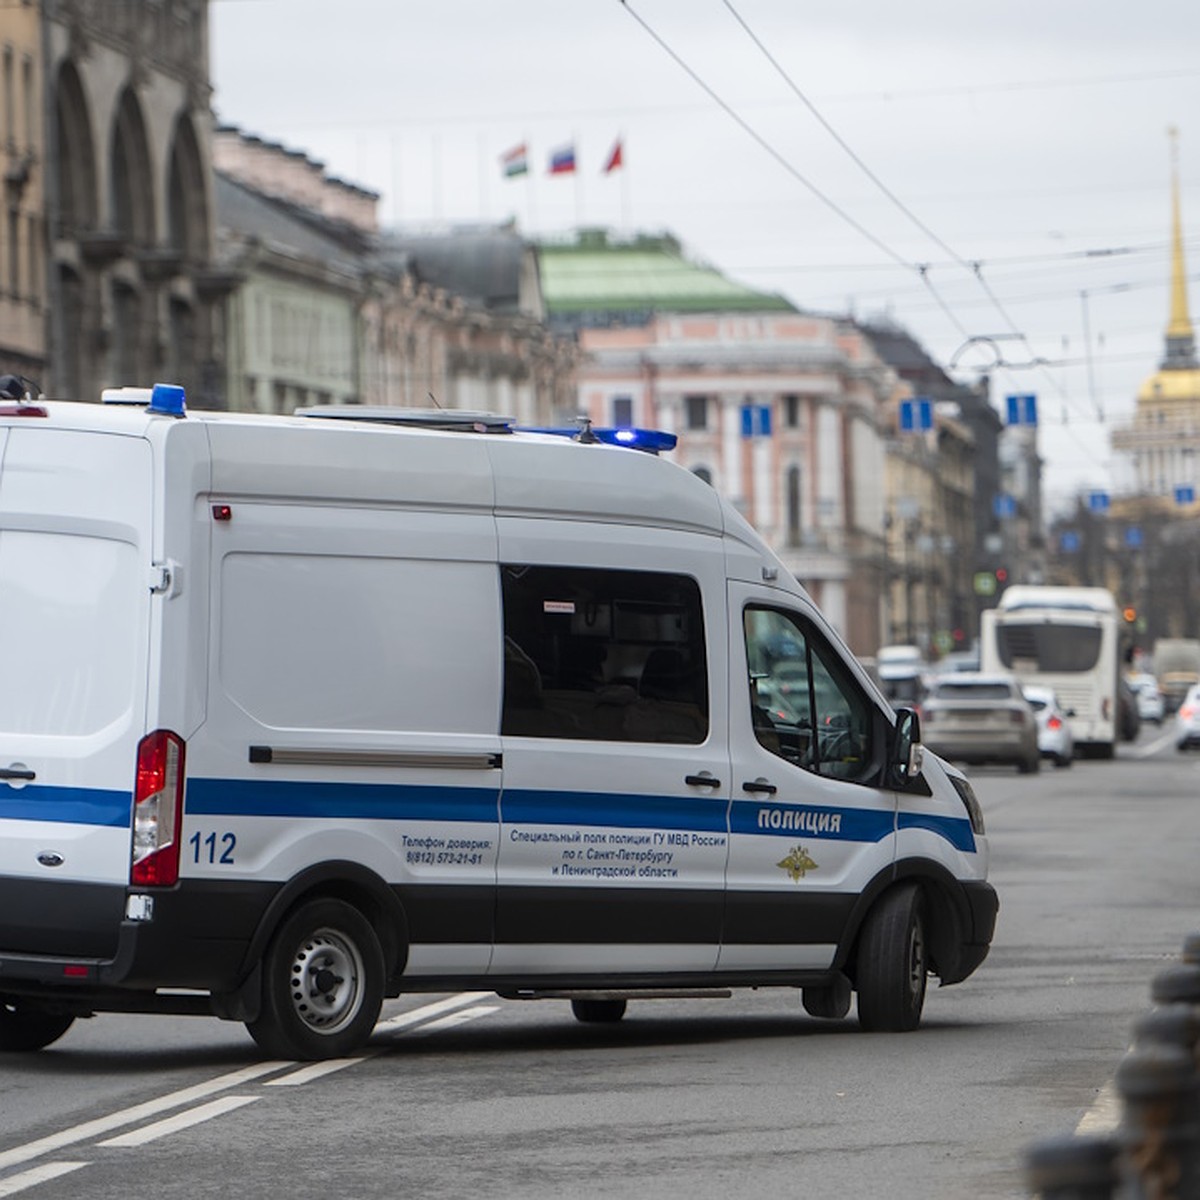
[855,884,927,1032]
[571,998,627,1024]
[247,898,384,1061]
[0,1000,75,1051]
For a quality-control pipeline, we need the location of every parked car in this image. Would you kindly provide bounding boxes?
[1128,673,1165,725]
[1022,684,1075,768]
[922,672,1041,773]
[1175,683,1200,751]
[1117,675,1141,742]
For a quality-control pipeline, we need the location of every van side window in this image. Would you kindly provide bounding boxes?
[743,606,874,782]
[501,565,708,743]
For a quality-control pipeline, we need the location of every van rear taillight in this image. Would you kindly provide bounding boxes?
[131,730,186,887]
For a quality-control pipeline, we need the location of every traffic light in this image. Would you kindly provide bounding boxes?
[995,568,1008,584]
[1122,606,1137,623]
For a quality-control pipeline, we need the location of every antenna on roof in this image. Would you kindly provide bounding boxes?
[428,391,443,410]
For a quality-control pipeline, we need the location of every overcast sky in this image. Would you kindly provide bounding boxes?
[210,0,1200,514]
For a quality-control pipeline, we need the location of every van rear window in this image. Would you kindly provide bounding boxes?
[501,565,708,743]
[0,531,142,735]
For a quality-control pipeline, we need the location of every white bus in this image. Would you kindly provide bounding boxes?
[980,585,1122,759]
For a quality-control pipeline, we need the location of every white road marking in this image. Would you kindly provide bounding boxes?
[268,992,500,1085]
[0,1162,89,1198]
[98,1096,259,1148]
[265,1057,365,1087]
[407,1005,500,1034]
[0,1060,289,1172]
[376,992,494,1033]
[0,992,498,1179]
[1076,1080,1120,1135]
[1129,728,1176,758]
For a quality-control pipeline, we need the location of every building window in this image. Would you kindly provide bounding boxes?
[784,394,800,428]
[611,394,633,426]
[685,394,708,430]
[501,564,708,744]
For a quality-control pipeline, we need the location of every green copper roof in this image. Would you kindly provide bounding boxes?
[539,232,795,315]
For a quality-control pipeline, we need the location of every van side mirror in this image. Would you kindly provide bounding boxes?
[890,706,925,787]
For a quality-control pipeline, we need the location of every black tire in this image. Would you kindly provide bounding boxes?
[802,975,851,1019]
[571,998,627,1024]
[856,884,927,1032]
[1055,753,1072,769]
[246,898,384,1061]
[1017,752,1040,774]
[0,1000,75,1052]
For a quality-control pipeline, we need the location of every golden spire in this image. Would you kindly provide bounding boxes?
[1163,127,1197,367]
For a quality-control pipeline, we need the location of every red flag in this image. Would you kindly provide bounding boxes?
[603,138,624,174]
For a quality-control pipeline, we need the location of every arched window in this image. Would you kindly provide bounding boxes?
[110,88,154,247]
[167,115,210,262]
[54,63,97,238]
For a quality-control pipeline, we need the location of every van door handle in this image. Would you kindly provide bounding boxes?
[0,767,35,781]
[742,779,777,795]
[684,773,722,788]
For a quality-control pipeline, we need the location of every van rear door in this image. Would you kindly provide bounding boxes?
[0,426,152,959]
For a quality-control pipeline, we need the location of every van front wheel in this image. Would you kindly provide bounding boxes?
[247,898,384,1061]
[0,1000,75,1051]
[855,884,927,1032]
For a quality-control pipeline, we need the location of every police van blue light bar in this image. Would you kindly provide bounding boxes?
[147,383,187,417]
[519,426,677,454]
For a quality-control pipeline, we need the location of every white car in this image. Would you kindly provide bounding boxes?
[1175,683,1200,751]
[1129,674,1165,725]
[1022,685,1075,768]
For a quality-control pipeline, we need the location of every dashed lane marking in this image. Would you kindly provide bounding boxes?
[0,1161,89,1198]
[98,1096,259,1149]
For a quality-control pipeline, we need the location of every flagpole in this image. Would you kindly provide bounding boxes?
[619,131,630,232]
[573,129,583,230]
[525,137,536,234]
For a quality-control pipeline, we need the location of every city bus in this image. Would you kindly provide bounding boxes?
[980,585,1122,759]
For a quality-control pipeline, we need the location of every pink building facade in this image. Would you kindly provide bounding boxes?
[579,312,896,654]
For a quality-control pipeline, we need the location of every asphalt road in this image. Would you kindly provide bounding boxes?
[1,723,1196,1200]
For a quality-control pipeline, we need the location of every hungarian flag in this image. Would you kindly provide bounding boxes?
[501,143,528,178]
[548,144,576,175]
[602,138,623,174]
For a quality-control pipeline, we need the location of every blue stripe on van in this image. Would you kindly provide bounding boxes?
[0,779,976,853]
[0,785,131,828]
[897,810,976,853]
[186,778,499,823]
[728,800,894,844]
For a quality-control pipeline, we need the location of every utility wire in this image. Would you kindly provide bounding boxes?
[714,0,1093,419]
[616,0,916,273]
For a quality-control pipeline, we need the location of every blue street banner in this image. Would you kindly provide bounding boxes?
[993,493,1017,519]
[1087,490,1110,514]
[1005,394,1038,426]
[1060,531,1080,552]
[1125,526,1143,549]
[1175,484,1196,506]
[899,397,932,432]
[740,404,771,438]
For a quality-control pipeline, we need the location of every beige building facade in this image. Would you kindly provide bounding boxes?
[578,312,894,655]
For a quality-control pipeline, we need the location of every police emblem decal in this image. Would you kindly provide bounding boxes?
[776,845,818,881]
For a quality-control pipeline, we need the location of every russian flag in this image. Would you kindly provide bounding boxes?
[548,144,576,175]
[602,138,623,174]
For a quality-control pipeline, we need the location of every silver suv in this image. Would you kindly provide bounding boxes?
[922,672,1040,774]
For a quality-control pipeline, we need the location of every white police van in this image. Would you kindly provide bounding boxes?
[0,384,996,1060]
